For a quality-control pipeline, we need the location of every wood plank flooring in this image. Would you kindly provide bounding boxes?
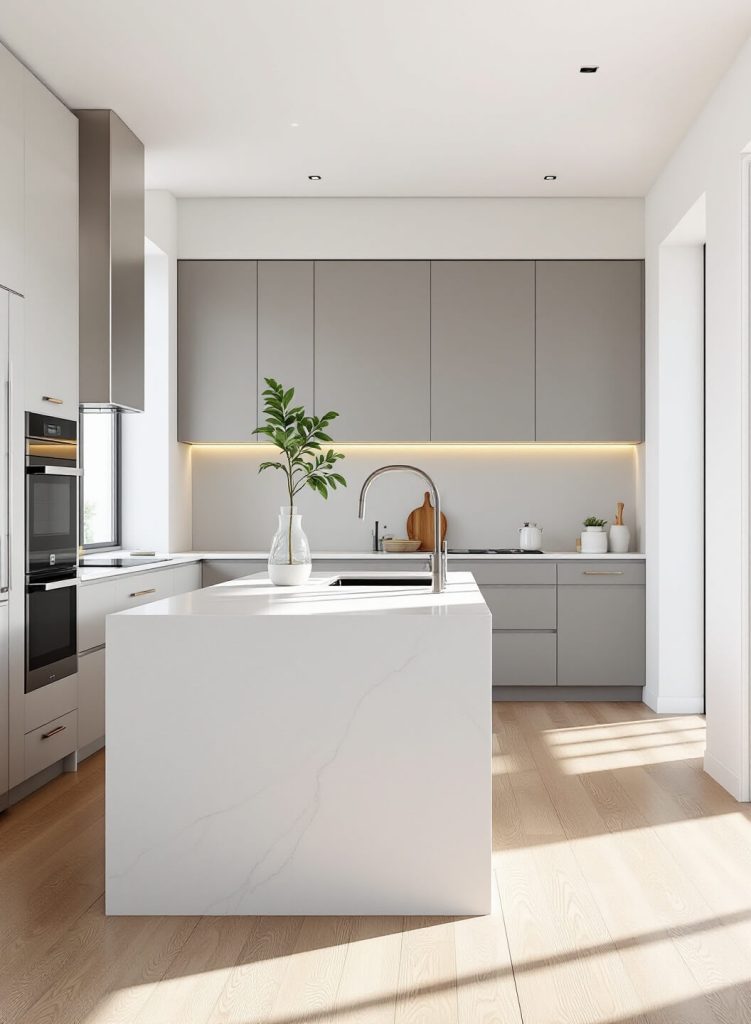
[1,702,749,1024]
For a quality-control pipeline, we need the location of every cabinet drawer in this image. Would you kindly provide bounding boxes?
[557,585,645,687]
[202,560,266,587]
[78,578,121,652]
[25,710,77,779]
[558,562,645,586]
[482,586,556,629]
[492,632,557,687]
[78,648,105,751]
[117,568,173,609]
[451,561,556,586]
[171,562,202,595]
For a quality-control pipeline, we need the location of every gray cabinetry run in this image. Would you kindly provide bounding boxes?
[430,260,535,441]
[178,260,257,442]
[535,260,644,442]
[314,260,430,441]
[257,260,314,421]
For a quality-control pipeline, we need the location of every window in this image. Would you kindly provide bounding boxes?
[80,410,120,549]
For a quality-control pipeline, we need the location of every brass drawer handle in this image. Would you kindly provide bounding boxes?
[42,395,64,405]
[583,570,625,576]
[41,725,66,739]
[129,588,156,598]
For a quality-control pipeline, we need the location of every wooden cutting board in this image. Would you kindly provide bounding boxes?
[406,492,448,552]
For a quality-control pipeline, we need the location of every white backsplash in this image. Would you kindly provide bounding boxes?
[191,445,640,553]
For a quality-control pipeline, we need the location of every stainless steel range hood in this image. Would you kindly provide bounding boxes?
[77,110,144,412]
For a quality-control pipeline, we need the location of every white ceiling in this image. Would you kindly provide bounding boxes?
[2,0,751,198]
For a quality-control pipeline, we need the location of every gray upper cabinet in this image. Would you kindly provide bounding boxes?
[258,261,314,421]
[178,260,257,443]
[314,260,430,441]
[430,261,535,441]
[535,260,644,442]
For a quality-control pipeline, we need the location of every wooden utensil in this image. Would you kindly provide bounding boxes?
[615,502,624,526]
[406,492,448,552]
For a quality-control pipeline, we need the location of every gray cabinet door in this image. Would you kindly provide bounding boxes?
[314,261,430,441]
[557,585,645,687]
[178,260,257,442]
[535,260,644,442]
[430,261,535,441]
[258,261,314,422]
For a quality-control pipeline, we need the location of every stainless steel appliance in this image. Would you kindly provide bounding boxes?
[25,412,79,694]
[26,413,78,575]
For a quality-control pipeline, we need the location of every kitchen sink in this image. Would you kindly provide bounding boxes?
[329,576,432,587]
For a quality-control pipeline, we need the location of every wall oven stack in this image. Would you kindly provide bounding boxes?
[25,413,79,693]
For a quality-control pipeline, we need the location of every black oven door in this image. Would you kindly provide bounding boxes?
[26,466,79,575]
[26,574,78,693]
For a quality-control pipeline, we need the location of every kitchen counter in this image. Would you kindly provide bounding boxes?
[105,571,492,915]
[79,549,645,584]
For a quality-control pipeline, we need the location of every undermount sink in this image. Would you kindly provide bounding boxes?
[329,576,432,588]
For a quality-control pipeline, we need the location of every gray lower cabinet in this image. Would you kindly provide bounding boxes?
[258,261,314,421]
[78,648,105,752]
[535,260,644,442]
[178,260,258,442]
[557,583,646,687]
[492,632,557,687]
[314,260,430,441]
[430,261,535,441]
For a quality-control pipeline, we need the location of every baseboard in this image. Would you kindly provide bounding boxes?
[493,686,644,702]
[77,737,105,762]
[8,760,64,806]
[703,753,745,801]
[647,696,705,715]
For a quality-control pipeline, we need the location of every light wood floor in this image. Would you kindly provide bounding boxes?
[1,702,749,1024]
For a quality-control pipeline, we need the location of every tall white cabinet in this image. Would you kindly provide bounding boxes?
[0,46,24,296]
[22,71,79,416]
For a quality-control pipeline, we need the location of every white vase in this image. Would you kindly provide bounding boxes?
[608,524,631,553]
[580,526,608,554]
[268,505,312,586]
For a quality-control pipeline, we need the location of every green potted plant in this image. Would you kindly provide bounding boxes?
[581,515,609,554]
[254,378,346,585]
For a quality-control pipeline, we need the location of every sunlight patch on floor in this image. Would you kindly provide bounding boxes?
[541,717,706,773]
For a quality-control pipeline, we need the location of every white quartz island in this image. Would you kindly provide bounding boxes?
[105,571,492,916]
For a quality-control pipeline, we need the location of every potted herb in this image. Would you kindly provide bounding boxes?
[254,379,346,585]
[581,516,609,554]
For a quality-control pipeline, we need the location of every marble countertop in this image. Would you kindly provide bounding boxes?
[78,548,645,583]
[115,570,490,620]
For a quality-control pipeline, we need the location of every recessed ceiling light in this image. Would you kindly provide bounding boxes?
[580,65,599,73]
[543,175,557,181]
[308,174,322,181]
[290,122,300,128]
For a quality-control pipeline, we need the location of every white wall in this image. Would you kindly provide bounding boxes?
[645,35,751,797]
[192,445,638,554]
[142,190,192,551]
[178,197,644,259]
[121,244,171,551]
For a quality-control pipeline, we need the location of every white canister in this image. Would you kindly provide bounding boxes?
[580,526,608,554]
[519,522,543,550]
[608,523,630,553]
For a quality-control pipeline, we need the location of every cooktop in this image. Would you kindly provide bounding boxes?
[80,556,172,568]
[447,548,543,555]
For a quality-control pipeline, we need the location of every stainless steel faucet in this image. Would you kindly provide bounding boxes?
[358,465,446,593]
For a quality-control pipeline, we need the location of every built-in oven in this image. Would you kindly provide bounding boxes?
[25,571,78,692]
[25,412,80,693]
[25,413,79,576]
